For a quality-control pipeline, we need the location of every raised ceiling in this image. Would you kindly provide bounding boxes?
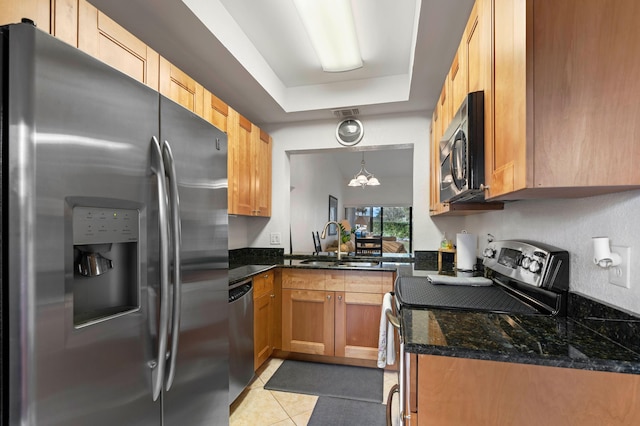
[88,0,474,126]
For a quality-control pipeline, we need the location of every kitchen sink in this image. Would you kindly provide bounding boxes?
[299,259,381,268]
[299,260,337,266]
[335,261,381,268]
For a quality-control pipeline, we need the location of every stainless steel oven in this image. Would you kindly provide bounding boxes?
[440,91,485,203]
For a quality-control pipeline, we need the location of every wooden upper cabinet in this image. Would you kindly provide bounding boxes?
[51,0,78,46]
[159,57,204,115]
[228,108,272,217]
[0,0,50,32]
[228,109,255,215]
[78,1,159,90]
[449,42,467,115]
[203,89,229,132]
[429,0,503,217]
[488,0,640,199]
[253,127,272,217]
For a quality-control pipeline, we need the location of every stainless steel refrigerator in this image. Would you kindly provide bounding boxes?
[0,22,229,425]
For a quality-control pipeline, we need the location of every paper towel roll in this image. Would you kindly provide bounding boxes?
[456,232,477,271]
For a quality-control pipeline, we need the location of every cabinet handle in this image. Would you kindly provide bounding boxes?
[480,184,490,191]
[327,295,331,300]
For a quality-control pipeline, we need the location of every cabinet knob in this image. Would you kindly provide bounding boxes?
[337,295,343,301]
[270,294,275,298]
[327,295,331,300]
[480,184,490,191]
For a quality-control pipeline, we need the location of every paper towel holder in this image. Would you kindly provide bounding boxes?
[592,236,621,268]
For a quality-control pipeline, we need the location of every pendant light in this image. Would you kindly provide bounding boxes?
[348,152,381,188]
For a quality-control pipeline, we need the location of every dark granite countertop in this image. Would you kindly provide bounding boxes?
[394,266,640,375]
[229,254,412,284]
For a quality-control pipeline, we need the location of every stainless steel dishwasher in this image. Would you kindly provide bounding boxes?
[229,278,255,404]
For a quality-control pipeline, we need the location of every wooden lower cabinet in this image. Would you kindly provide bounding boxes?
[253,270,275,371]
[412,354,640,426]
[282,288,335,356]
[281,268,394,362]
[334,291,382,359]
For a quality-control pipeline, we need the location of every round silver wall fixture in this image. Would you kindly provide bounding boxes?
[336,118,364,146]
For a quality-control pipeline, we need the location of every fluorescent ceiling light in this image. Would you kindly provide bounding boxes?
[293,0,363,72]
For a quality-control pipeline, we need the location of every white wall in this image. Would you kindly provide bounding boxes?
[343,176,413,207]
[290,152,345,253]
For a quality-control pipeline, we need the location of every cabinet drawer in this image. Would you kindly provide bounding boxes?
[253,271,274,299]
[344,271,394,293]
[282,269,325,290]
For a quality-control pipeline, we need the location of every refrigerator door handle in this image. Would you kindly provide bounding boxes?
[162,140,182,391]
[150,136,171,402]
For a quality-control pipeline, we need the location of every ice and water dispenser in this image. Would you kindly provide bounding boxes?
[72,206,140,327]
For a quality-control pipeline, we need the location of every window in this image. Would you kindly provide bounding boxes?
[345,206,412,253]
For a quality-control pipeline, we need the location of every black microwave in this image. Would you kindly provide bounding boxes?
[439,91,485,203]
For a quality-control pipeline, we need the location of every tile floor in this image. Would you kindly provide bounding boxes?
[230,358,399,426]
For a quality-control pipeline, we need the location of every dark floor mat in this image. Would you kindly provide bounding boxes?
[308,396,387,426]
[264,360,383,403]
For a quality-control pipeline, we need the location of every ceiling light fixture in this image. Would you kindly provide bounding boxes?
[348,152,381,188]
[293,0,363,72]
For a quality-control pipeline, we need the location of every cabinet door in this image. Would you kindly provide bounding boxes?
[487,0,528,198]
[253,291,274,370]
[253,127,272,217]
[0,0,50,32]
[449,42,467,114]
[78,1,159,90]
[228,109,255,215]
[203,89,229,132]
[334,291,383,360]
[417,355,640,425]
[281,289,334,356]
[52,0,77,46]
[159,57,204,115]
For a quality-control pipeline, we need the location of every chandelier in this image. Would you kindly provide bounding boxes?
[348,152,381,188]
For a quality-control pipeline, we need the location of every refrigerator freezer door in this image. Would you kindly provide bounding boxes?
[4,25,160,425]
[159,96,229,426]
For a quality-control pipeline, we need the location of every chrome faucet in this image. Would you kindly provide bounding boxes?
[320,221,343,260]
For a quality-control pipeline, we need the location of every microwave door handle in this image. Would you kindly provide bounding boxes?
[449,144,459,190]
[450,131,464,190]
[162,140,182,392]
[150,137,170,402]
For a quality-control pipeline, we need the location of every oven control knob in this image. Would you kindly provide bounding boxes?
[483,248,496,258]
[521,256,531,269]
[528,260,542,273]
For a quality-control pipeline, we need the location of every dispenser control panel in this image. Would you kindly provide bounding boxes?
[73,206,139,245]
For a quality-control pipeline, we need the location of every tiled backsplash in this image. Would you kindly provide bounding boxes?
[229,247,284,269]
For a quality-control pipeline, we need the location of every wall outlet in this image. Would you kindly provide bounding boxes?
[609,246,631,288]
[270,232,281,245]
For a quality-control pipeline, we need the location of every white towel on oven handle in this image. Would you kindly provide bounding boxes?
[377,292,396,368]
